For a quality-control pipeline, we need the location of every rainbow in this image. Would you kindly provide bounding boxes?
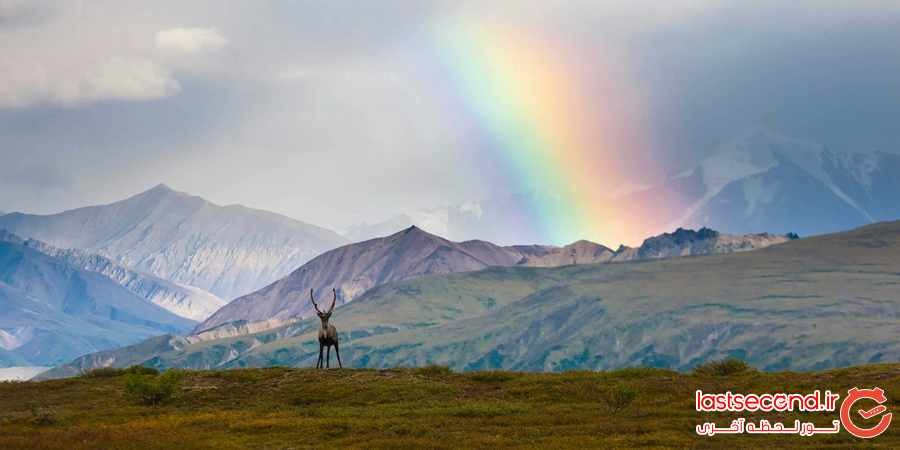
[432,18,650,246]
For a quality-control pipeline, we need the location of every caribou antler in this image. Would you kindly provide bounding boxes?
[327,288,337,314]
[310,288,323,314]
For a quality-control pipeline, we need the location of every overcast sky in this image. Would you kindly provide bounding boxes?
[2,0,900,229]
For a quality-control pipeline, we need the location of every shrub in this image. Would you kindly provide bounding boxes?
[693,358,754,376]
[123,365,159,376]
[601,382,637,414]
[82,367,125,378]
[29,405,57,426]
[413,365,454,377]
[123,370,185,406]
[467,371,515,383]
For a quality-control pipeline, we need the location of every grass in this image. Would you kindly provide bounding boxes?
[0,364,898,449]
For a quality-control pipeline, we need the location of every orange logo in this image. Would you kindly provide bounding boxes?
[840,387,892,439]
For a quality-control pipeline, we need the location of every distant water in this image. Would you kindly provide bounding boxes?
[0,366,49,381]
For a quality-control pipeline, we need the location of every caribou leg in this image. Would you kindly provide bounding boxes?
[334,342,343,369]
[317,344,324,369]
[326,346,331,369]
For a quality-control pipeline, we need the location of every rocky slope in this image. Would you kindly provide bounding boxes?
[0,230,225,321]
[39,220,900,378]
[0,184,348,301]
[621,227,795,260]
[0,240,194,368]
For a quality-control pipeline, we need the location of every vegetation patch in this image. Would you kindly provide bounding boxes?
[81,365,159,378]
[1,364,898,448]
[600,382,638,414]
[412,364,454,377]
[467,371,516,383]
[123,370,185,406]
[692,358,755,376]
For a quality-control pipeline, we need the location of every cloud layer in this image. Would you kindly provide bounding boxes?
[1,1,899,234]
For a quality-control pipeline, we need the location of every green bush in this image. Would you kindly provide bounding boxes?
[602,382,637,414]
[29,405,57,426]
[693,358,754,376]
[123,370,185,406]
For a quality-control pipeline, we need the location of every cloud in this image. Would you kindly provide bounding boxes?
[0,59,180,108]
[155,27,228,54]
[0,0,54,27]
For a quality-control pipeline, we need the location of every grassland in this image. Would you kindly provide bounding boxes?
[2,363,899,449]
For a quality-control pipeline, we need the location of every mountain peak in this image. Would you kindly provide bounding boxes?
[145,183,183,197]
[128,183,200,206]
[396,225,438,239]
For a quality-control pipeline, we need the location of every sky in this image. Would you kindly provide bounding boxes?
[2,0,900,236]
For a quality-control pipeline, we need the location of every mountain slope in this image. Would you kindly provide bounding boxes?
[0,230,225,321]
[196,226,792,334]
[0,184,348,301]
[195,226,531,333]
[0,241,194,368]
[197,226,792,334]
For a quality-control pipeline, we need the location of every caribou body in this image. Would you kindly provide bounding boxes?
[310,288,342,369]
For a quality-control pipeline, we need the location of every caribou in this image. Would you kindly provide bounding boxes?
[310,288,342,369]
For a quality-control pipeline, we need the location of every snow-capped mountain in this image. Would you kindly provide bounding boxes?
[196,225,792,335]
[0,184,348,301]
[350,130,900,243]
[0,230,225,321]
[0,240,195,368]
[671,131,900,235]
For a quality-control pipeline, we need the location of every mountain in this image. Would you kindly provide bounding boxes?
[0,184,348,301]
[635,130,900,237]
[0,230,225,321]
[346,130,900,244]
[39,220,900,378]
[195,226,537,333]
[511,240,616,267]
[197,225,790,335]
[0,240,194,368]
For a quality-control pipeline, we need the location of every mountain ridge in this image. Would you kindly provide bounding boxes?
[0,184,348,301]
[0,229,225,321]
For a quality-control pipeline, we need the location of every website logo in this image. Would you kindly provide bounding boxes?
[695,386,891,438]
[840,387,892,439]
